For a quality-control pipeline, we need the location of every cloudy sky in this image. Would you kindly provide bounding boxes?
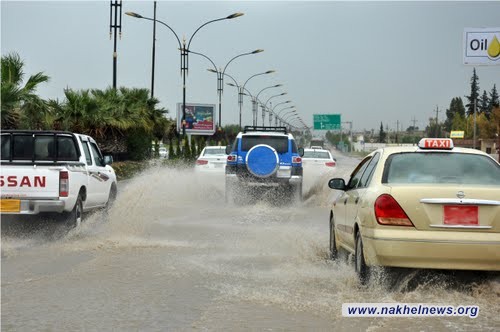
[2,0,500,133]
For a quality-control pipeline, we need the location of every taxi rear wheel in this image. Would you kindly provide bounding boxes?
[355,231,370,284]
[329,216,338,260]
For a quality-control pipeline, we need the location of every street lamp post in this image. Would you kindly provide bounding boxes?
[125,11,243,138]
[189,49,262,130]
[260,93,287,126]
[270,101,292,125]
[238,70,275,128]
[274,105,295,125]
[255,85,283,126]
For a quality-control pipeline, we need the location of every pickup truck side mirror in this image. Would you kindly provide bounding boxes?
[298,147,304,157]
[104,155,113,165]
[225,145,231,155]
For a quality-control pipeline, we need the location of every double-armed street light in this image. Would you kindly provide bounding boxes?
[260,93,287,126]
[125,10,244,138]
[185,49,262,130]
[200,49,263,129]
[237,70,275,128]
[274,105,295,125]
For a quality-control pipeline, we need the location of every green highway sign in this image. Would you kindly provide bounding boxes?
[313,114,341,130]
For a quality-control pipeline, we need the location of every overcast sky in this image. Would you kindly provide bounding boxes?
[2,0,500,133]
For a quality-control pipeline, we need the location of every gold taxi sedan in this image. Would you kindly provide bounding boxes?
[328,138,500,283]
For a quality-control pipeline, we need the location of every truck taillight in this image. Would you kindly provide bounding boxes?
[325,161,336,167]
[59,171,69,197]
[374,194,414,226]
[292,156,302,163]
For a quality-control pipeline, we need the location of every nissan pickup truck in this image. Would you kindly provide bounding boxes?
[1,130,117,228]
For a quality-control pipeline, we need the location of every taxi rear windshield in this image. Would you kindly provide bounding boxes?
[384,152,500,185]
[241,136,289,153]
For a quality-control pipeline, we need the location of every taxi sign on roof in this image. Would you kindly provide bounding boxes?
[418,138,454,150]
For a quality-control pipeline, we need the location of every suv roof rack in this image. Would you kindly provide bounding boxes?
[243,126,287,134]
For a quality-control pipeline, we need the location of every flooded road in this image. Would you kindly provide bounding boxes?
[2,153,499,331]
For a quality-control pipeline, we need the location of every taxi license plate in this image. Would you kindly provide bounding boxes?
[214,163,223,168]
[443,205,478,225]
[0,199,21,213]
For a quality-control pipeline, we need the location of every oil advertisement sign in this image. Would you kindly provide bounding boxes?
[463,28,500,65]
[176,103,216,135]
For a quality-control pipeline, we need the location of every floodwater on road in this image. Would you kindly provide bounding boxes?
[1,153,499,331]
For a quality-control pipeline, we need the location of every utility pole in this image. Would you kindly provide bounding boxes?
[109,0,122,89]
[150,1,156,98]
[435,105,441,138]
[473,99,477,149]
[396,120,399,144]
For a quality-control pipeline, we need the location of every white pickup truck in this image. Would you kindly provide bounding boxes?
[1,130,118,228]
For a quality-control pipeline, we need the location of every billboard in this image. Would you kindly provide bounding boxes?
[176,103,216,135]
[463,28,500,65]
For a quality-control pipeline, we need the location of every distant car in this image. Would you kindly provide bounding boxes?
[310,145,324,150]
[159,147,168,159]
[302,147,336,176]
[328,138,500,284]
[194,146,227,173]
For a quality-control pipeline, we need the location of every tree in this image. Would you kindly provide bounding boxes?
[489,84,499,112]
[479,90,490,116]
[378,122,386,143]
[444,97,464,132]
[1,52,50,129]
[465,68,480,116]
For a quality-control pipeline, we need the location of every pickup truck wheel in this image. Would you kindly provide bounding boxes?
[65,194,83,229]
[105,184,117,210]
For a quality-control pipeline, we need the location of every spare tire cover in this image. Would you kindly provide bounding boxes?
[246,144,279,178]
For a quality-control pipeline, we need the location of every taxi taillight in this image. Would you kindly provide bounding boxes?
[196,159,208,165]
[59,171,69,197]
[325,161,336,167]
[374,194,414,227]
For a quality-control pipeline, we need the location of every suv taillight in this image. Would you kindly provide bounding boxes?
[292,156,302,163]
[59,171,69,197]
[325,161,336,167]
[374,194,413,226]
[196,159,208,165]
[227,155,236,162]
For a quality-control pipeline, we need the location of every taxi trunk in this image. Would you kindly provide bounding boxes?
[389,185,500,233]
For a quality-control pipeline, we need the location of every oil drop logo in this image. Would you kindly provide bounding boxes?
[487,35,500,59]
[464,28,500,65]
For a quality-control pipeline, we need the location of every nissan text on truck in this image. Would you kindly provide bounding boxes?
[1,130,118,228]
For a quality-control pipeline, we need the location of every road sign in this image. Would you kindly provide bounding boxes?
[313,114,341,130]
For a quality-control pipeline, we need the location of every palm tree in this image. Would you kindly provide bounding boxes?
[1,52,50,129]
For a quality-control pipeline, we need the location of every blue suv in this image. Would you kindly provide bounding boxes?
[225,126,304,204]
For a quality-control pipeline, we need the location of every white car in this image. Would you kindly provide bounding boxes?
[302,147,336,193]
[195,146,227,173]
[158,147,168,159]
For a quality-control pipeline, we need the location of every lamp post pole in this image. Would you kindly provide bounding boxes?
[255,86,284,126]
[238,70,275,129]
[274,106,295,126]
[126,11,243,138]
[261,93,287,126]
[270,100,292,125]
[201,49,263,128]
